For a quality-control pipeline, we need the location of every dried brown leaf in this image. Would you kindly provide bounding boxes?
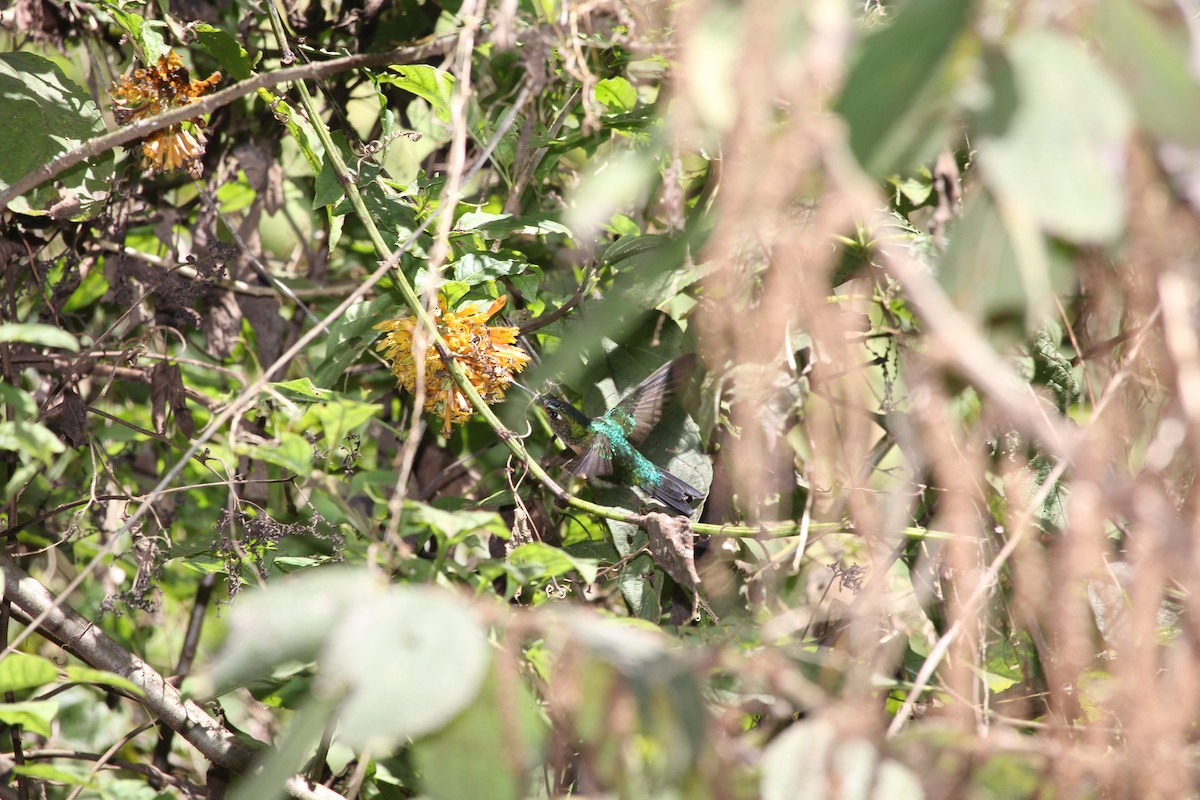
[60,388,88,447]
[645,511,700,592]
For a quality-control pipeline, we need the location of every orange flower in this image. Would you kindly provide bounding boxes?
[375,296,531,436]
[111,50,221,179]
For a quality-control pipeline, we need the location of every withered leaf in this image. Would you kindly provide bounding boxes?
[645,511,700,592]
[150,362,194,437]
[60,388,88,447]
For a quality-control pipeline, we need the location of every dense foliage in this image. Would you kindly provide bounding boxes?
[2,0,1199,798]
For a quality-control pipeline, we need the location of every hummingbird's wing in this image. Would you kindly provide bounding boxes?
[567,437,614,478]
[603,354,696,446]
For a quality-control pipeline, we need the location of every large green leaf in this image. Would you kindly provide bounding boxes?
[0,701,59,738]
[0,652,58,693]
[0,52,114,219]
[836,0,974,176]
[194,23,253,81]
[975,29,1133,243]
[762,719,924,800]
[412,671,547,800]
[382,65,456,123]
[1094,0,1200,146]
[0,323,80,351]
[205,570,490,748]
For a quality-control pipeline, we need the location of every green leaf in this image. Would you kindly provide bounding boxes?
[382,65,456,123]
[412,670,547,800]
[101,5,167,63]
[0,323,80,351]
[0,52,114,219]
[762,719,924,800]
[64,665,143,696]
[11,764,97,789]
[508,541,600,584]
[205,570,490,749]
[0,420,66,464]
[450,252,531,286]
[194,23,253,81]
[835,0,974,176]
[0,383,37,419]
[975,29,1133,243]
[313,295,398,389]
[0,652,58,692]
[299,398,382,447]
[0,700,59,737]
[405,501,507,543]
[1095,0,1200,147]
[62,269,110,313]
[250,432,313,475]
[272,378,329,403]
[595,76,638,112]
[455,211,572,239]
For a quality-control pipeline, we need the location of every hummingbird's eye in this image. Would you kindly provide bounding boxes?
[547,408,559,420]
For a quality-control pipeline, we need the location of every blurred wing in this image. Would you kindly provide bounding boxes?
[604,354,697,446]
[567,437,614,478]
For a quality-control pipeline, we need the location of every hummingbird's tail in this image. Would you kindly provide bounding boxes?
[650,469,704,516]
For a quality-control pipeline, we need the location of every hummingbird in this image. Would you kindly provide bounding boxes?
[539,354,704,516]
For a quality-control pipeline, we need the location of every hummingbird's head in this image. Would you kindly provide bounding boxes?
[538,396,591,447]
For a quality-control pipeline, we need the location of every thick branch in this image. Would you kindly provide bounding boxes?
[0,554,257,771]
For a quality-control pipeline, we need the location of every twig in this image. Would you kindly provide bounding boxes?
[152,572,218,772]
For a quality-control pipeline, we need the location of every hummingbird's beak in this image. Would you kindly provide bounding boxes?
[509,380,537,399]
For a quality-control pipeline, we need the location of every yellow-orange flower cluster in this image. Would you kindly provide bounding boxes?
[111,50,221,179]
[374,296,531,436]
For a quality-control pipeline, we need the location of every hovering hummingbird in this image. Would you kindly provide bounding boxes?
[539,354,704,516]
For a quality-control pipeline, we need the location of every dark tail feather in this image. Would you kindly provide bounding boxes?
[650,469,704,516]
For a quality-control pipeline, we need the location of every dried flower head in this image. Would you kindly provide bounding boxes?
[375,296,531,436]
[111,50,221,179]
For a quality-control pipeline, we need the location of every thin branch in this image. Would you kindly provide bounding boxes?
[0,38,458,210]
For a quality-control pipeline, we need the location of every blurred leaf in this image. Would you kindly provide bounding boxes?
[406,501,507,543]
[0,420,66,465]
[508,541,600,583]
[1095,0,1200,146]
[0,652,58,692]
[595,76,638,112]
[0,323,80,351]
[11,764,96,789]
[323,584,490,747]
[64,665,143,696]
[455,211,572,239]
[565,150,657,241]
[975,30,1133,243]
[298,397,381,447]
[762,719,924,800]
[205,570,490,748]
[0,383,37,418]
[836,0,974,176]
[0,701,59,737]
[413,670,547,800]
[250,432,312,475]
[62,270,110,313]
